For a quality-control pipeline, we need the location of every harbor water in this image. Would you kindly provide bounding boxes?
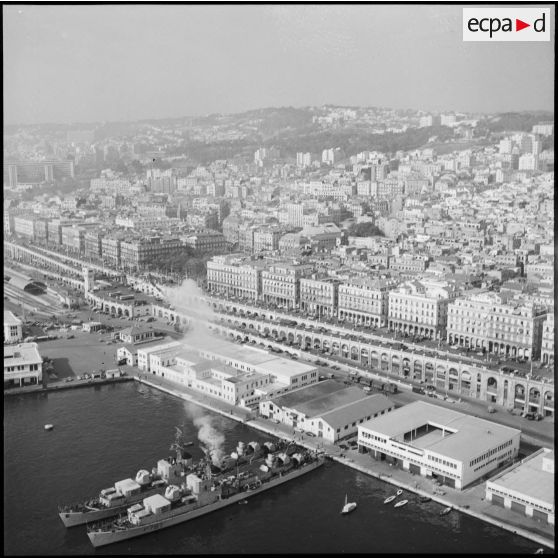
[4,381,541,555]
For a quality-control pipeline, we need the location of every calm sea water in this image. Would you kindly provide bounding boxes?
[4,382,541,555]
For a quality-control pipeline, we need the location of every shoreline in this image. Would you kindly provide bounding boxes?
[135,375,554,551]
[3,376,133,397]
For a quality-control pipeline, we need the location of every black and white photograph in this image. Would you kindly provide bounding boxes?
[3,3,555,554]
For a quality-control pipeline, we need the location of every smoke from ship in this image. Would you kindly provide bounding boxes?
[183,402,225,467]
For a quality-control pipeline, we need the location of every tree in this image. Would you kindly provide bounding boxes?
[347,222,384,237]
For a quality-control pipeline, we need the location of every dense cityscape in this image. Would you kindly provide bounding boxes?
[3,4,554,556]
[4,104,554,552]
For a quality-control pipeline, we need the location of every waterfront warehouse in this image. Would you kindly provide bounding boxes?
[357,401,521,490]
[485,448,555,526]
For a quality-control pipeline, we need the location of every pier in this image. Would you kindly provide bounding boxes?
[135,375,554,551]
[3,375,134,397]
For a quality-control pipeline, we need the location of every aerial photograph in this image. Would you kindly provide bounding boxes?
[3,3,554,555]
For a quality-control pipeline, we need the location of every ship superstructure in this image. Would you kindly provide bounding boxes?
[87,439,324,547]
[58,428,193,527]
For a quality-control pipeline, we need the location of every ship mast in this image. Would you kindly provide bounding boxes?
[170,426,185,463]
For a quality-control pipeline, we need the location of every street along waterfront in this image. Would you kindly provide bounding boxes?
[4,381,544,555]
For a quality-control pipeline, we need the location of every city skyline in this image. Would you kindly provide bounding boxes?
[3,4,555,126]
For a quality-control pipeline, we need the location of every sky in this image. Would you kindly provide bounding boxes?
[3,4,554,125]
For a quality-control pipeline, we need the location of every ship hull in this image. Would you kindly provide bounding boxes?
[88,459,323,547]
[59,506,127,528]
[60,487,163,527]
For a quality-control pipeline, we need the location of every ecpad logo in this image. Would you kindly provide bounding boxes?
[463,8,550,41]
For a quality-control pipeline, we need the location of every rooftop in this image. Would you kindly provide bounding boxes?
[488,448,554,506]
[4,342,42,365]
[319,394,394,428]
[360,401,521,462]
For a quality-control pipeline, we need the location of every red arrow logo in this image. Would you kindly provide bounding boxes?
[516,19,530,31]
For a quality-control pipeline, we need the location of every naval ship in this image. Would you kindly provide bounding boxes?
[86,439,325,547]
[58,428,193,527]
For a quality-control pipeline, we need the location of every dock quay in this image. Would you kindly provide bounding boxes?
[135,375,554,552]
[3,375,133,397]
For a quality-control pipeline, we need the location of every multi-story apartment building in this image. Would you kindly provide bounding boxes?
[118,236,182,269]
[541,313,554,365]
[376,178,404,200]
[13,215,36,240]
[261,263,314,309]
[34,218,49,244]
[252,226,285,254]
[101,235,122,267]
[3,159,74,186]
[61,225,86,253]
[388,280,454,339]
[206,254,265,301]
[299,276,340,318]
[84,230,105,259]
[338,278,392,327]
[182,231,228,254]
[446,292,547,360]
[390,253,429,273]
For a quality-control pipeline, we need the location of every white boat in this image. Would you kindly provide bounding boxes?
[341,494,357,514]
[396,489,403,496]
[439,506,452,516]
[394,499,408,508]
[383,495,396,504]
[44,424,54,431]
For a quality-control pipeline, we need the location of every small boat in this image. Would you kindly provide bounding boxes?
[534,549,544,555]
[419,496,432,503]
[238,499,248,505]
[439,506,452,516]
[44,424,54,431]
[383,495,396,504]
[396,489,403,496]
[341,494,357,514]
[394,499,408,508]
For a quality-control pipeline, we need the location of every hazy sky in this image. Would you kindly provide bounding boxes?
[3,4,554,125]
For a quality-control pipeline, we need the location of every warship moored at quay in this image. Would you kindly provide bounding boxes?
[58,429,192,527]
[86,439,325,547]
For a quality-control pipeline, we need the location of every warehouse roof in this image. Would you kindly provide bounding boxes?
[319,394,394,429]
[360,401,520,462]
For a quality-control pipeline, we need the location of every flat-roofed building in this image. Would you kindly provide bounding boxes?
[137,340,182,373]
[388,280,454,340]
[338,277,392,327]
[4,342,43,387]
[260,380,394,442]
[184,341,319,395]
[486,448,554,525]
[163,350,273,408]
[261,262,314,310]
[357,401,520,490]
[182,230,228,254]
[300,276,340,318]
[447,291,547,360]
[206,254,266,301]
[4,310,23,344]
